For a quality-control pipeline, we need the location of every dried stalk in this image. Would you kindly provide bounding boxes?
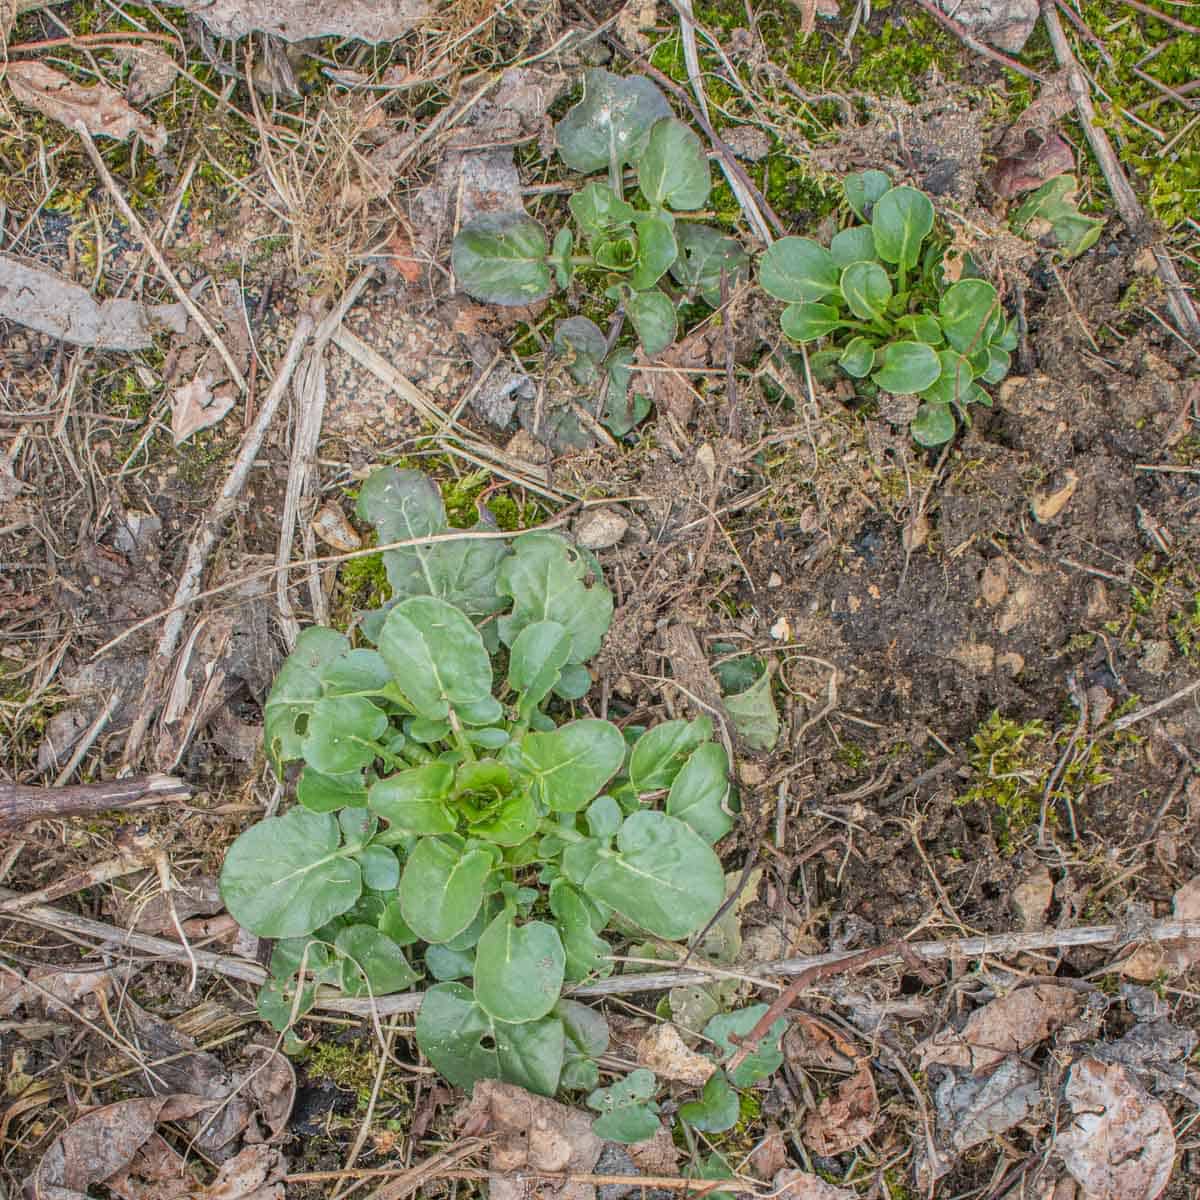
[0,774,189,831]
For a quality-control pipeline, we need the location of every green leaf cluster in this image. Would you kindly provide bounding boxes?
[760,170,1018,446]
[220,468,731,1097]
[452,69,748,390]
[1011,174,1105,259]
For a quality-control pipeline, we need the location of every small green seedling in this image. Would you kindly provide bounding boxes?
[678,1069,740,1133]
[1011,174,1105,259]
[587,1068,662,1141]
[452,69,748,434]
[759,170,1018,446]
[218,467,733,1097]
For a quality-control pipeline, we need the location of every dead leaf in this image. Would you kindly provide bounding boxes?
[114,45,178,105]
[0,251,186,350]
[26,1095,211,1200]
[5,61,167,152]
[240,1046,296,1143]
[167,0,432,41]
[636,1023,715,1086]
[784,1013,862,1074]
[615,0,657,50]
[115,874,223,934]
[774,1168,857,1199]
[989,132,1075,200]
[916,983,1083,1074]
[1031,468,1079,523]
[627,1126,679,1175]
[458,1080,602,1200]
[1118,875,1200,979]
[385,226,424,286]
[1012,862,1054,929]
[311,503,362,552]
[1057,1058,1175,1200]
[748,1126,790,1180]
[203,1144,286,1200]
[1,965,119,1017]
[802,1063,878,1156]
[172,374,236,444]
[935,1057,1040,1153]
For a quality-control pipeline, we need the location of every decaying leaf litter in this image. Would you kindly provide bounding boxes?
[1,0,1198,1194]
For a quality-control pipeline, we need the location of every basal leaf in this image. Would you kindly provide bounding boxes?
[666,742,733,844]
[220,808,362,939]
[704,1004,788,1086]
[520,719,626,812]
[838,335,877,379]
[301,696,388,774]
[919,349,973,407]
[583,810,724,940]
[335,925,419,996]
[570,182,636,240]
[452,212,552,306]
[558,998,610,1090]
[843,169,891,221]
[473,908,566,1023]
[759,237,838,303]
[723,667,780,751]
[378,596,494,722]
[939,279,999,354]
[628,214,677,292]
[397,836,491,943]
[669,222,750,307]
[508,620,572,722]
[911,401,957,446]
[871,340,941,394]
[553,317,607,385]
[497,533,613,665]
[263,627,351,775]
[556,69,672,173]
[872,186,935,269]
[678,1070,739,1133]
[780,302,841,343]
[369,763,456,835]
[355,845,400,890]
[627,288,677,356]
[829,225,878,267]
[297,767,368,813]
[415,982,564,1096]
[629,716,713,792]
[638,117,711,211]
[896,313,944,345]
[587,1069,660,1143]
[980,346,1010,385]
[601,348,651,438]
[550,879,613,982]
[839,260,892,320]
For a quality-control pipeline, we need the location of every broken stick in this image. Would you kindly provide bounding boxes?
[0,774,189,831]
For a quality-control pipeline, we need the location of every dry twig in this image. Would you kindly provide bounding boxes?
[0,774,189,831]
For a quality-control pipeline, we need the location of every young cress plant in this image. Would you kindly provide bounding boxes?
[218,467,733,1097]
[760,170,1019,447]
[451,69,748,436]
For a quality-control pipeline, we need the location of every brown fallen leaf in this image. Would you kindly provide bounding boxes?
[311,502,362,552]
[916,983,1083,1074]
[748,1125,790,1180]
[989,132,1076,200]
[385,225,424,286]
[105,1131,195,1200]
[172,374,236,445]
[803,1063,879,1156]
[457,1080,602,1200]
[1118,875,1200,980]
[167,0,431,41]
[114,45,178,105]
[784,1013,861,1074]
[636,1022,716,1086]
[5,61,167,152]
[203,1144,287,1200]
[240,1045,296,1144]
[1057,1058,1174,1200]
[627,1126,679,1175]
[1031,468,1079,524]
[774,1168,857,1198]
[0,965,119,1018]
[26,1095,211,1200]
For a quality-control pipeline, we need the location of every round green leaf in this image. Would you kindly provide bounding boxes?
[301,696,388,775]
[920,349,972,407]
[415,982,565,1096]
[451,213,552,306]
[980,346,1010,384]
[666,742,733,844]
[668,222,750,307]
[220,808,362,939]
[569,182,636,240]
[556,69,672,173]
[369,764,456,835]
[628,214,678,292]
[838,336,877,379]
[843,169,891,221]
[629,717,713,793]
[263,626,351,775]
[638,117,711,211]
[468,789,539,846]
[356,845,400,890]
[595,233,637,272]
[583,810,724,940]
[829,226,878,267]
[627,288,677,356]
[939,278,999,353]
[587,1069,661,1143]
[397,836,491,943]
[911,401,957,446]
[378,596,494,723]
[723,668,780,751]
[704,1004,788,1086]
[759,236,838,303]
[896,313,944,345]
[871,340,942,394]
[839,260,893,320]
[335,925,419,996]
[553,317,607,385]
[679,1070,739,1133]
[550,879,613,983]
[520,719,627,813]
[473,909,566,1023]
[558,997,610,1090]
[780,302,841,343]
[508,620,572,720]
[871,186,935,269]
[297,768,367,813]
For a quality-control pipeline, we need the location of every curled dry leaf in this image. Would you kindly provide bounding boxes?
[802,1063,879,1156]
[5,61,168,152]
[916,983,1083,1074]
[636,1022,715,1086]
[114,45,178,105]
[311,503,362,552]
[204,1144,287,1200]
[172,375,236,445]
[0,965,117,1017]
[1118,875,1200,980]
[458,1080,602,1200]
[774,1168,857,1199]
[240,1045,297,1143]
[935,1056,1040,1153]
[168,0,432,41]
[1031,469,1079,524]
[1057,1058,1175,1200]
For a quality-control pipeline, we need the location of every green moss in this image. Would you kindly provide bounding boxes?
[306,1040,382,1109]
[848,11,962,101]
[960,711,1051,849]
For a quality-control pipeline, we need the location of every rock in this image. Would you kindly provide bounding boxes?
[938,0,1038,52]
[575,508,628,550]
